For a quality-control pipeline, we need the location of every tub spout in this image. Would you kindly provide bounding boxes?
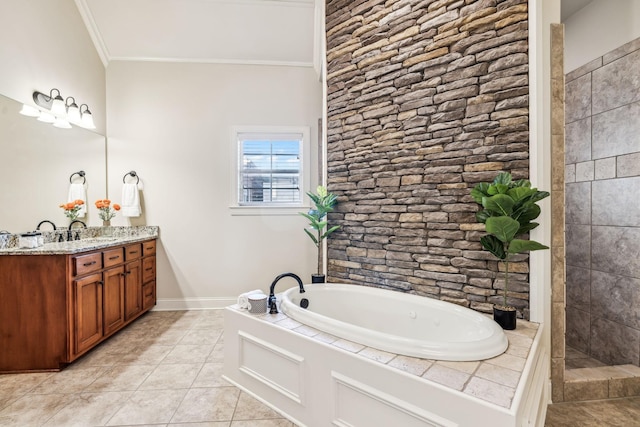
[268,272,305,314]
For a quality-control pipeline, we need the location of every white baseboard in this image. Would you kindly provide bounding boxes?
[154,297,236,311]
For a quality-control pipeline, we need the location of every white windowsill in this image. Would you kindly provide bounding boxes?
[229,205,309,216]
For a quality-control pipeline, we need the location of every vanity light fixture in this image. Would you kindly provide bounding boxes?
[49,89,66,116]
[20,88,97,130]
[37,111,56,124]
[79,104,95,129]
[19,104,40,117]
[53,116,72,129]
[65,97,81,124]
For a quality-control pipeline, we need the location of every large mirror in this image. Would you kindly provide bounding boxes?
[0,94,106,233]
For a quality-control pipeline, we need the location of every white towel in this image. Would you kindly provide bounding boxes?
[121,183,141,217]
[237,289,266,309]
[67,183,87,217]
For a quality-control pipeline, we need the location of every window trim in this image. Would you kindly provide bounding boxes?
[230,125,311,216]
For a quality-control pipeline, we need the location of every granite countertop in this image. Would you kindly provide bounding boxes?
[0,226,159,255]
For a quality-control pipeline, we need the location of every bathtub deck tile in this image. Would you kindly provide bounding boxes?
[259,313,288,323]
[485,352,528,372]
[463,377,515,408]
[505,343,530,359]
[435,360,480,375]
[422,364,470,391]
[292,325,320,338]
[274,318,303,330]
[358,347,396,364]
[507,322,538,339]
[387,356,433,376]
[475,363,522,388]
[332,339,366,353]
[312,331,339,345]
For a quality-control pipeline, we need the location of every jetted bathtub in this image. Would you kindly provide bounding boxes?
[281,283,508,361]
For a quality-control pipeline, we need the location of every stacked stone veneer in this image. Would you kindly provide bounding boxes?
[325,0,532,317]
[565,36,640,367]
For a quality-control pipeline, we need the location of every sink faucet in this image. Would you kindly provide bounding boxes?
[67,220,87,241]
[36,220,57,231]
[268,272,305,314]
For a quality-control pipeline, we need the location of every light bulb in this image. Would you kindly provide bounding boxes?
[50,92,66,116]
[19,104,40,117]
[53,117,71,129]
[37,111,56,123]
[80,104,96,129]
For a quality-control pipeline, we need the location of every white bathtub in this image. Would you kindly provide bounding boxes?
[280,283,508,361]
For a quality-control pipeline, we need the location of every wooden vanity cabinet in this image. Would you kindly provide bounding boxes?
[103,264,125,336]
[0,238,157,373]
[124,244,143,321]
[70,240,156,360]
[142,241,157,311]
[73,273,104,354]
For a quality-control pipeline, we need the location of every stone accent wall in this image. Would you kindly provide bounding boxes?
[565,36,640,367]
[325,0,531,317]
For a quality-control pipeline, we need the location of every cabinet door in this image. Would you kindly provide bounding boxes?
[74,273,103,355]
[142,256,156,283]
[142,280,156,311]
[124,260,142,321]
[103,265,125,336]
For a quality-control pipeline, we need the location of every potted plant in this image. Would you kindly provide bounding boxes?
[300,185,340,283]
[471,172,549,330]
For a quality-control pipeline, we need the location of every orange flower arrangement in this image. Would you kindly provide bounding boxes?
[60,200,85,221]
[95,199,121,221]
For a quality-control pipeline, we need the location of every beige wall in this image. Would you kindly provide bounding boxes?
[0,0,106,133]
[106,61,322,306]
[564,0,640,72]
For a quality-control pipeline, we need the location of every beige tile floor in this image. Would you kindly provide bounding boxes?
[0,310,295,427]
[3,310,639,427]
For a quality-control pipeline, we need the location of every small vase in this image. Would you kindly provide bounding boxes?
[102,220,113,236]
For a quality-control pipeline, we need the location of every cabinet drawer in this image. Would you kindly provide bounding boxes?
[73,252,103,276]
[142,280,156,311]
[125,244,142,261]
[143,240,156,256]
[142,256,156,283]
[103,248,124,268]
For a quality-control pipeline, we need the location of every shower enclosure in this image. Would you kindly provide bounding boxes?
[564,36,640,369]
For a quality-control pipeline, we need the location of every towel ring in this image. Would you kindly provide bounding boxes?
[123,171,140,184]
[69,171,86,184]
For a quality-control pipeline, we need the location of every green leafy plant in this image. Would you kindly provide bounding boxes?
[471,172,550,309]
[300,185,341,275]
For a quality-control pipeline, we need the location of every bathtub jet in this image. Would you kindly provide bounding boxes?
[280,283,508,361]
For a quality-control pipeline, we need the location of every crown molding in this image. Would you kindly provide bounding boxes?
[109,56,315,68]
[75,0,110,67]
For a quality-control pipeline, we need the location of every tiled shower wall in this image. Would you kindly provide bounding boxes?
[565,37,640,367]
[325,0,532,317]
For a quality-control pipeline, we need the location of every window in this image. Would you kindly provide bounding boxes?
[232,126,310,213]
